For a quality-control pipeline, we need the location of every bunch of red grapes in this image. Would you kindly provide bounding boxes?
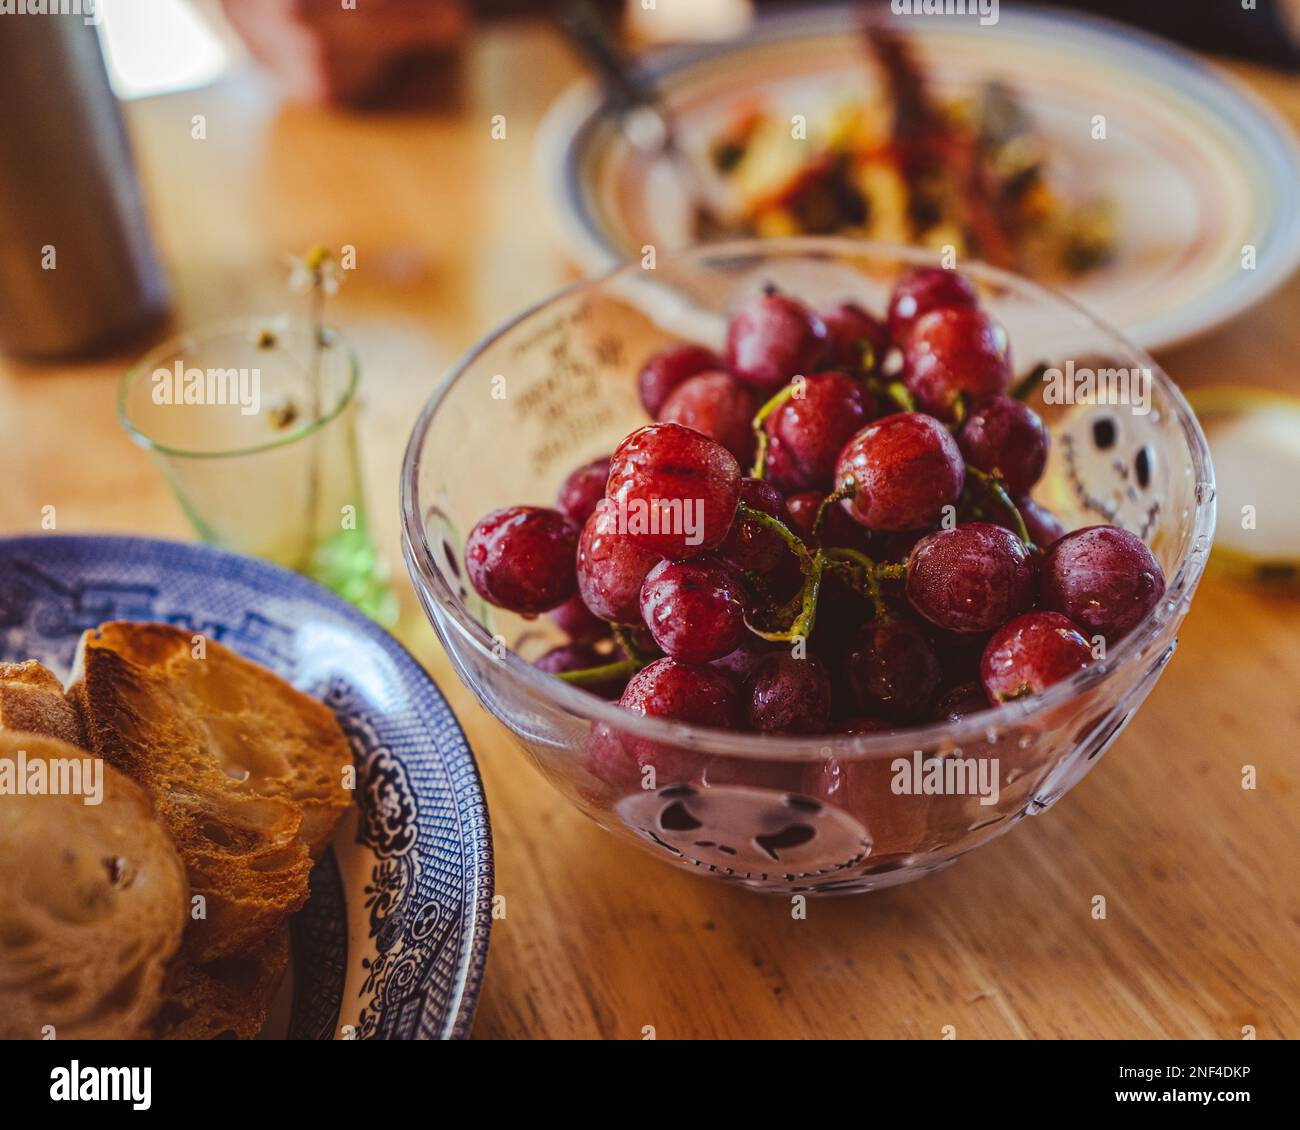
[464,267,1166,742]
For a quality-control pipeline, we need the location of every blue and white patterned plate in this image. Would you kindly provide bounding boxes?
[0,534,493,1040]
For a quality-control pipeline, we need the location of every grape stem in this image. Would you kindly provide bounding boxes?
[555,625,657,688]
[747,550,825,643]
[556,656,644,688]
[966,467,1037,553]
[733,501,826,642]
[1010,362,1049,403]
[812,483,855,544]
[863,374,916,414]
[611,624,655,664]
[822,547,892,621]
[748,383,798,479]
[949,392,969,430]
[734,501,808,559]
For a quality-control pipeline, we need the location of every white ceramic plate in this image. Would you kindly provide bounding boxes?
[537,2,1300,350]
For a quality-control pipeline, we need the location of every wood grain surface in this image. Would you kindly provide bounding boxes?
[0,24,1296,1040]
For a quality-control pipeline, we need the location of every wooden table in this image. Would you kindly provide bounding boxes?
[2,24,1297,1040]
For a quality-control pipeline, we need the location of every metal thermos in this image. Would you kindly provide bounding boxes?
[0,10,170,359]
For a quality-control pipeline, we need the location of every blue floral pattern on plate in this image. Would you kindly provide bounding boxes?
[0,534,493,1040]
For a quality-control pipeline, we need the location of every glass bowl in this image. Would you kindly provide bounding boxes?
[401,238,1215,895]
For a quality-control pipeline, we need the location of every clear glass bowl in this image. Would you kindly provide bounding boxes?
[401,238,1215,895]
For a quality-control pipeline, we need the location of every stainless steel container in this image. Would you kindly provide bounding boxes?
[0,9,170,358]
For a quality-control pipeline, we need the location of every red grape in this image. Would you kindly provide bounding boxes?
[926,625,992,684]
[818,302,890,371]
[1020,498,1068,553]
[1039,526,1165,643]
[639,555,749,663]
[618,659,740,730]
[763,371,874,493]
[845,621,942,723]
[871,528,931,565]
[903,306,1011,421]
[785,490,872,551]
[905,522,1035,633]
[932,681,989,720]
[464,505,578,615]
[802,754,929,860]
[745,652,832,734]
[550,593,609,644]
[617,658,741,779]
[575,499,660,624]
[833,716,894,735]
[556,455,611,526]
[719,478,796,574]
[725,292,827,395]
[584,721,643,792]
[835,412,965,531]
[637,343,721,416]
[887,266,978,341]
[535,644,626,698]
[980,611,1093,703]
[605,422,741,557]
[958,395,1048,497]
[711,634,775,683]
[659,371,758,465]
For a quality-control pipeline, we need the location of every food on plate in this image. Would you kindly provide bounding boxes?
[155,927,291,1041]
[69,622,352,961]
[465,266,1167,745]
[703,29,1114,278]
[0,621,354,1040]
[0,729,188,1040]
[0,660,87,749]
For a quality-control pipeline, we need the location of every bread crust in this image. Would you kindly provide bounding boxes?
[0,660,87,748]
[67,622,353,965]
[154,928,291,1040]
[0,730,188,1040]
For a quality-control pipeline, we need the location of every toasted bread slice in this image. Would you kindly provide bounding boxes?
[0,660,86,748]
[0,730,188,1040]
[154,928,290,1040]
[68,621,352,963]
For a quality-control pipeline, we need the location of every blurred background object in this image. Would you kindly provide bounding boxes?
[96,0,232,98]
[92,1,1299,108]
[216,0,470,108]
[0,10,170,359]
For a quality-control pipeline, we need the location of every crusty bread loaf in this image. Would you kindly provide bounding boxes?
[0,730,188,1040]
[154,928,290,1041]
[0,660,86,748]
[67,622,353,964]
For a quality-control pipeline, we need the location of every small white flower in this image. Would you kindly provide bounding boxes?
[286,245,342,296]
